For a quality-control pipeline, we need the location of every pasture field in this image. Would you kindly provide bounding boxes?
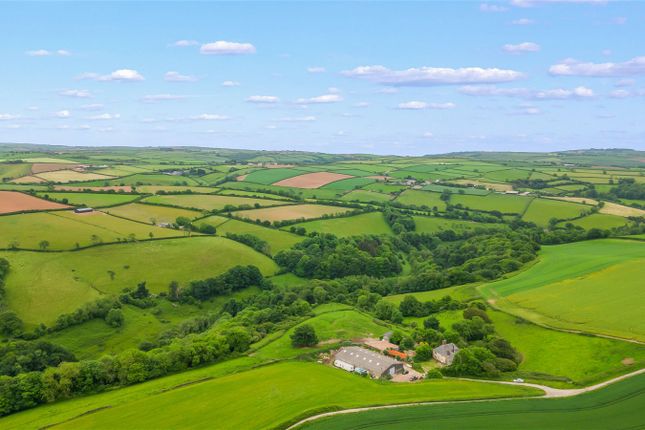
[35,192,139,208]
[0,183,49,191]
[481,168,532,182]
[273,171,354,188]
[388,170,451,182]
[104,202,202,224]
[0,236,278,325]
[2,361,538,430]
[330,168,376,177]
[241,167,306,184]
[451,193,532,214]
[599,201,645,217]
[522,198,589,226]
[219,181,344,200]
[143,194,286,211]
[452,178,513,192]
[215,218,303,253]
[395,189,447,210]
[413,215,506,233]
[341,189,393,203]
[0,190,70,214]
[8,175,47,184]
[232,203,351,222]
[564,213,629,230]
[479,239,645,341]
[320,177,375,190]
[35,170,113,183]
[0,162,32,179]
[216,188,292,200]
[363,182,407,193]
[422,183,490,195]
[135,185,218,194]
[302,373,645,430]
[287,212,392,237]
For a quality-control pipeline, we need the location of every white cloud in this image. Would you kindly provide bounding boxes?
[59,89,92,98]
[190,114,230,121]
[515,105,541,115]
[0,114,20,120]
[343,65,524,86]
[609,89,630,98]
[511,0,607,7]
[79,69,145,82]
[327,87,341,94]
[612,16,627,25]
[354,102,369,108]
[221,80,240,87]
[503,42,541,53]
[422,132,434,138]
[307,66,326,73]
[460,85,595,99]
[55,110,71,118]
[512,18,535,25]
[81,103,104,111]
[295,94,343,104]
[279,116,317,122]
[549,57,645,77]
[26,49,71,57]
[459,85,530,97]
[246,95,280,104]
[397,101,456,110]
[172,39,199,47]
[88,113,121,120]
[200,41,256,55]
[141,94,186,103]
[534,86,594,99]
[480,3,508,12]
[164,71,198,82]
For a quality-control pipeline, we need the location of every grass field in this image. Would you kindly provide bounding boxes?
[301,373,645,430]
[363,182,407,194]
[143,194,286,211]
[0,236,278,325]
[0,360,539,430]
[287,212,392,237]
[0,211,181,250]
[395,189,447,210]
[451,193,533,214]
[0,162,32,179]
[320,177,375,190]
[341,189,393,203]
[215,218,303,253]
[219,181,344,200]
[422,184,490,195]
[241,167,305,184]
[35,170,113,183]
[479,239,645,341]
[563,213,629,230]
[135,185,218,194]
[413,215,506,233]
[233,204,351,222]
[35,192,139,208]
[522,198,589,226]
[104,203,202,224]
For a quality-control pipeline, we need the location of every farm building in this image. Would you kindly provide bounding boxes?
[433,341,459,365]
[386,349,407,360]
[361,337,398,353]
[333,346,404,379]
[74,207,94,214]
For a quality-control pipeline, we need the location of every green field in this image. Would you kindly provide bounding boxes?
[363,182,407,194]
[452,193,533,214]
[287,212,392,237]
[0,211,181,250]
[143,194,286,211]
[479,239,645,341]
[302,373,645,430]
[395,189,447,210]
[242,167,305,184]
[135,185,218,194]
[320,177,375,190]
[219,181,344,200]
[104,202,202,224]
[522,198,589,226]
[0,162,32,179]
[341,189,393,203]
[413,215,506,233]
[0,236,278,325]
[563,213,629,230]
[215,218,303,253]
[35,192,139,208]
[422,184,490,195]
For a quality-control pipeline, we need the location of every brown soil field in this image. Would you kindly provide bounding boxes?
[11,175,47,184]
[273,172,353,189]
[31,163,78,174]
[232,204,351,222]
[0,191,71,214]
[54,185,134,192]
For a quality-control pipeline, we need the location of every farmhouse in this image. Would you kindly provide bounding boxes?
[433,341,459,365]
[74,207,94,214]
[333,346,404,378]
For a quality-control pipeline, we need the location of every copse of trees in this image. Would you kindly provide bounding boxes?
[225,233,270,255]
[0,341,75,377]
[383,207,416,234]
[290,324,318,347]
[183,265,264,301]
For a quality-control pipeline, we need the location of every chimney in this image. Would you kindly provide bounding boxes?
[442,339,447,345]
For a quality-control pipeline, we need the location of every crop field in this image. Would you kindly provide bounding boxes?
[8,175,47,184]
[142,194,286,211]
[34,170,114,183]
[0,190,70,214]
[135,185,218,194]
[479,239,645,341]
[363,182,406,193]
[0,162,32,179]
[30,163,79,174]
[219,181,344,200]
[104,202,202,224]
[35,192,140,207]
[302,373,645,430]
[395,189,447,210]
[273,171,355,188]
[215,218,303,253]
[217,188,292,200]
[564,213,629,230]
[341,189,393,203]
[320,177,375,190]
[241,167,307,184]
[598,201,645,217]
[288,212,392,237]
[522,198,589,226]
[422,183,490,195]
[452,179,514,192]
[413,215,506,233]
[0,236,278,325]
[232,203,352,222]
[451,193,533,214]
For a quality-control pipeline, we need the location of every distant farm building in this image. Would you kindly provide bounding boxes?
[74,207,94,214]
[433,341,459,365]
[386,349,407,360]
[333,346,404,378]
[361,337,398,353]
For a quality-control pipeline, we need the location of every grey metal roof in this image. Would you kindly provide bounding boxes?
[335,346,401,377]
[433,343,459,357]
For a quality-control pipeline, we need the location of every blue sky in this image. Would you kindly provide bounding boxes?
[1,1,644,155]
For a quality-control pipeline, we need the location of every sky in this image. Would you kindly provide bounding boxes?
[1,1,644,155]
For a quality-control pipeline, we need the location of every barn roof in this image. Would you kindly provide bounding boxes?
[335,346,401,376]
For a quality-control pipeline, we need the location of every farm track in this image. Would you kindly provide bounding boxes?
[286,368,645,429]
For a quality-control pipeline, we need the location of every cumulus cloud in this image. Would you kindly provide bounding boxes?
[342,65,524,86]
[26,49,71,57]
[512,18,535,25]
[88,113,121,120]
[549,56,645,77]
[480,3,508,12]
[609,89,645,98]
[172,40,199,47]
[55,110,71,118]
[295,94,343,104]
[164,71,198,82]
[79,69,145,82]
[503,42,541,53]
[190,114,230,121]
[397,101,456,110]
[200,41,256,55]
[221,80,240,87]
[246,95,280,104]
[517,106,541,115]
[279,116,317,122]
[534,86,594,99]
[307,66,326,73]
[59,89,92,98]
[141,94,186,103]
